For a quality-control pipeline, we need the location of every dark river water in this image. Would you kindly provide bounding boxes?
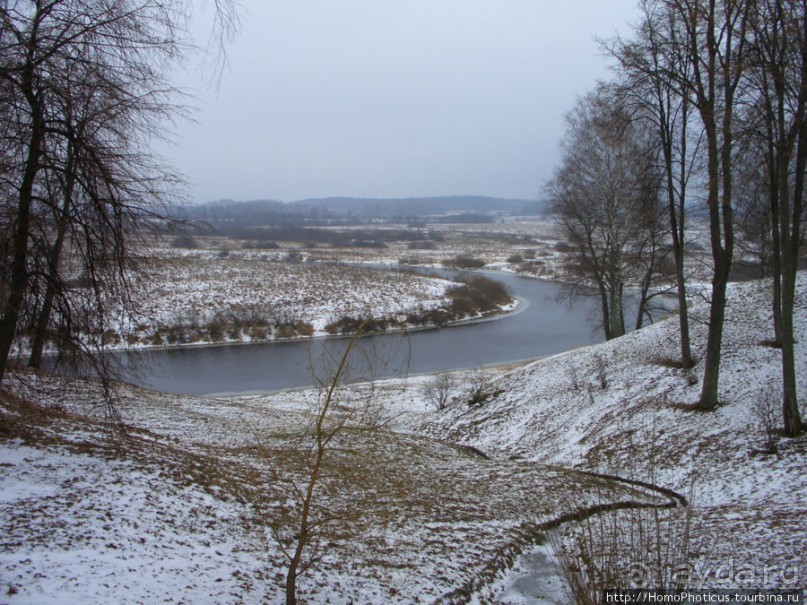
[114,270,606,396]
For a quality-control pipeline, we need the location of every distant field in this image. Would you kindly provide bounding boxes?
[171,217,575,277]
[118,245,458,347]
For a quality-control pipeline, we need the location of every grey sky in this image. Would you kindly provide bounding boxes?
[168,1,640,203]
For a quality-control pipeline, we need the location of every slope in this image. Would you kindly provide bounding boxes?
[421,274,807,589]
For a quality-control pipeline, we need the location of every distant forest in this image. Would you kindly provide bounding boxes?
[172,196,546,231]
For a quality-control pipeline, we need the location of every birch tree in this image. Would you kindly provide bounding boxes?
[547,84,665,341]
[607,0,704,367]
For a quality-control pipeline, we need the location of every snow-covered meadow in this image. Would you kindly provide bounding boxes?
[116,248,459,347]
[106,218,714,351]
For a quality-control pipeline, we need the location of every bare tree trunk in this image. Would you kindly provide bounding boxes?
[780,259,802,435]
[0,67,44,387]
[673,96,694,368]
[698,133,736,409]
[667,167,694,365]
[635,267,653,332]
[29,142,77,369]
[695,0,745,410]
[27,251,62,370]
[769,142,784,347]
[596,278,613,341]
[780,69,806,436]
[284,531,303,605]
[671,215,694,367]
[698,109,735,409]
[776,117,801,435]
[698,249,731,409]
[608,279,626,339]
[778,0,806,436]
[28,206,70,369]
[697,91,724,407]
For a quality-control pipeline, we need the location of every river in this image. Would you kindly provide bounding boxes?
[113,270,606,396]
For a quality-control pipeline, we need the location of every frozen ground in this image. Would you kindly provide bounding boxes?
[1,272,805,603]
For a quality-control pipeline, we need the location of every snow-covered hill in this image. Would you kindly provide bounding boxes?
[421,274,807,591]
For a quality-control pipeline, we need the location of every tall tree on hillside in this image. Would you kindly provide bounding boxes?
[654,0,753,410]
[547,84,665,341]
[743,0,806,435]
[24,25,182,371]
[607,0,704,368]
[0,0,184,388]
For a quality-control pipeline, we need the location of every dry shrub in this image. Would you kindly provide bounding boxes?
[443,254,486,269]
[464,371,502,406]
[423,373,456,411]
[750,388,780,455]
[551,499,698,604]
[276,321,315,339]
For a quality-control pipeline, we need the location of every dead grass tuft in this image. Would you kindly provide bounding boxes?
[652,356,686,369]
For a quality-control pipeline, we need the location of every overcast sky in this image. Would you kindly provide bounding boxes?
[167,1,640,203]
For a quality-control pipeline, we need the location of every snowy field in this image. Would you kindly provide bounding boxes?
[1,272,804,603]
[117,249,459,347]
[206,218,564,271]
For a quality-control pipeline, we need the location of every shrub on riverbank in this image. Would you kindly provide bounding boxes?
[148,311,314,345]
[324,315,401,335]
[448,275,511,316]
[325,275,513,335]
[443,254,486,269]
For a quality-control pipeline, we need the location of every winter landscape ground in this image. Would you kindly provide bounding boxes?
[0,220,804,604]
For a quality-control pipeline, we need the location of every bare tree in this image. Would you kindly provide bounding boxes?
[0,1,238,390]
[546,84,665,341]
[653,0,754,409]
[742,0,806,435]
[27,25,182,371]
[609,0,802,425]
[423,372,456,411]
[267,323,383,605]
[607,0,704,366]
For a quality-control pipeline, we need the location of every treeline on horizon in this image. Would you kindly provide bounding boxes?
[172,196,547,229]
